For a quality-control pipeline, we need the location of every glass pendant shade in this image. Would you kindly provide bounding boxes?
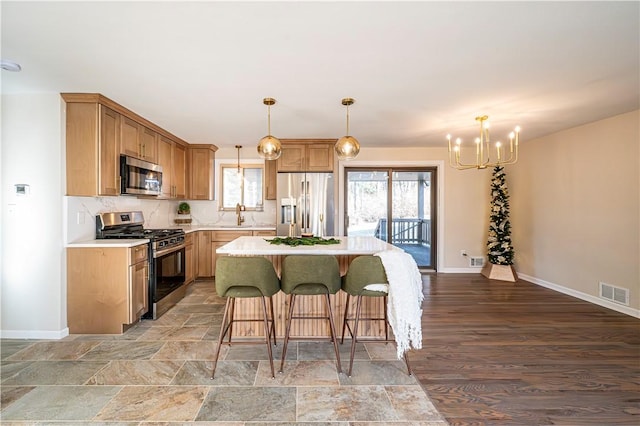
[335,135,360,160]
[257,97,282,160]
[257,135,282,160]
[335,97,360,160]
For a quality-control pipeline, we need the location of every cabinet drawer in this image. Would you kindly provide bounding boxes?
[130,244,148,264]
[211,230,252,241]
[253,230,276,236]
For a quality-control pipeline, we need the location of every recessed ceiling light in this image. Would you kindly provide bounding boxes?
[1,60,22,72]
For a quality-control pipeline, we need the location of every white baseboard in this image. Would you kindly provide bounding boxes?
[1,327,70,340]
[438,267,484,273]
[516,273,639,319]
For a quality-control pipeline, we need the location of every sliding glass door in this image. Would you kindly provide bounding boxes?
[345,167,436,269]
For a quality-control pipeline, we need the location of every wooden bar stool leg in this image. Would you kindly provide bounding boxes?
[279,294,296,373]
[260,296,275,378]
[403,351,413,376]
[325,294,342,374]
[348,295,363,376]
[341,293,351,344]
[269,297,277,346]
[227,297,236,345]
[383,295,389,342]
[211,297,232,379]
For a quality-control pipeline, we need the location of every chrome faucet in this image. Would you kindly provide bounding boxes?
[235,203,245,226]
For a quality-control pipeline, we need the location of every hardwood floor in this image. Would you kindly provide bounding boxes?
[411,273,640,425]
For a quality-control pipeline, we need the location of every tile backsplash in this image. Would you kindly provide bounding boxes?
[65,196,277,243]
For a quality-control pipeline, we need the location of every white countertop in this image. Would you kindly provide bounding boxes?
[66,224,276,247]
[181,224,276,233]
[216,236,400,256]
[66,239,149,248]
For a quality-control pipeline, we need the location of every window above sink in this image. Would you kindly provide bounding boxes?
[220,163,264,211]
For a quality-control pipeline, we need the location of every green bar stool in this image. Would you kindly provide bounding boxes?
[211,256,280,379]
[279,255,342,374]
[341,255,413,377]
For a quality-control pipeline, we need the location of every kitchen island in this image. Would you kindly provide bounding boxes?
[216,236,401,339]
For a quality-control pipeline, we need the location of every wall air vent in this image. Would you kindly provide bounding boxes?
[599,282,629,306]
[469,256,484,267]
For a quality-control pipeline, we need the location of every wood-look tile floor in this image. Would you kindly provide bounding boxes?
[0,280,447,425]
[413,273,640,426]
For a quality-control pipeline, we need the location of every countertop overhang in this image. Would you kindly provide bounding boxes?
[216,236,400,256]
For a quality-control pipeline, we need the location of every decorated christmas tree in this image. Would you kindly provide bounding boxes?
[482,165,517,281]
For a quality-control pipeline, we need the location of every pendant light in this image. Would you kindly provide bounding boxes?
[257,97,282,160]
[335,97,360,161]
[235,145,242,176]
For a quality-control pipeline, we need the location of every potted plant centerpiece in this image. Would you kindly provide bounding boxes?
[175,202,192,224]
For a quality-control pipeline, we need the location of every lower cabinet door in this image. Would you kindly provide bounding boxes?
[129,261,149,322]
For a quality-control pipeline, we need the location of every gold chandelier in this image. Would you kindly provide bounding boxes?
[257,98,282,160]
[335,97,360,161]
[447,115,521,170]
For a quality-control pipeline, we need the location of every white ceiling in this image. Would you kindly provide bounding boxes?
[2,1,638,150]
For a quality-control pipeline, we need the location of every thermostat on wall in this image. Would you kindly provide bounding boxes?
[15,184,30,195]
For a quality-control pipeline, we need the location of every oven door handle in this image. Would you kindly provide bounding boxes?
[154,244,185,258]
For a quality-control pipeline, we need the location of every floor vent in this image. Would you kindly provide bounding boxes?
[599,282,629,306]
[469,256,484,267]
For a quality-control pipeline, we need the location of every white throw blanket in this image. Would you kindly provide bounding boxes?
[374,250,424,359]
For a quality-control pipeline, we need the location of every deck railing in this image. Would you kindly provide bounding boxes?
[374,218,431,246]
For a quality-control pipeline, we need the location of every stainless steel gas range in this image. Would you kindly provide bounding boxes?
[96,211,186,319]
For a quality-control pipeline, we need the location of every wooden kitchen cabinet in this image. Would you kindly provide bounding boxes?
[197,231,213,277]
[139,126,158,163]
[67,243,149,334]
[173,143,187,198]
[64,101,120,196]
[188,144,217,200]
[265,159,277,200]
[120,116,141,158]
[63,93,196,197]
[210,230,253,276]
[276,139,336,173]
[157,136,187,199]
[194,230,273,278]
[253,230,277,237]
[185,232,196,284]
[121,117,157,163]
[129,245,149,322]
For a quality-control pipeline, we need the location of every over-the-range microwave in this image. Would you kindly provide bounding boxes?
[120,155,163,196]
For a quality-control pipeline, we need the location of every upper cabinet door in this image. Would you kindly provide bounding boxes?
[306,142,334,172]
[276,140,336,173]
[277,143,306,172]
[99,106,120,196]
[188,145,216,200]
[173,143,187,199]
[120,119,157,163]
[120,116,140,158]
[139,126,158,163]
[264,159,277,200]
[157,136,173,198]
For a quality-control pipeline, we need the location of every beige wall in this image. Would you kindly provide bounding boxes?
[510,110,640,312]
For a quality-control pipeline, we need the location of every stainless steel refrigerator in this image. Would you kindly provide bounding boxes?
[276,172,335,237]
